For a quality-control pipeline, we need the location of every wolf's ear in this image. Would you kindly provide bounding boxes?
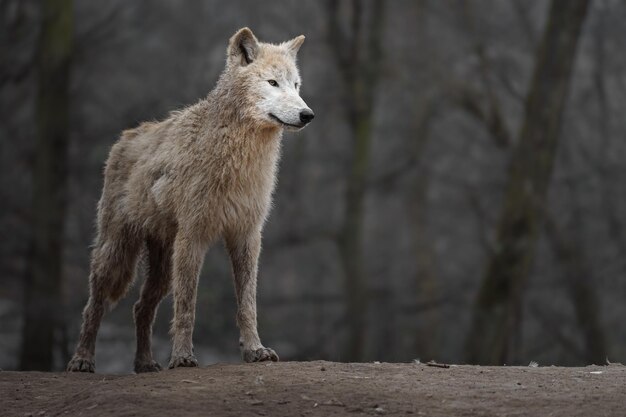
[284,35,305,59]
[228,27,259,66]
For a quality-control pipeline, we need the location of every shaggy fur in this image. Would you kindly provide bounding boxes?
[67,28,313,373]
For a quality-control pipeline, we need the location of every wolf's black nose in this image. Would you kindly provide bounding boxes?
[300,109,315,124]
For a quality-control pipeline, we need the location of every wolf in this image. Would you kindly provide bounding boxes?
[66,27,314,373]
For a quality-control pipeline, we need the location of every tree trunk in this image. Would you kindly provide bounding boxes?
[465,0,589,365]
[408,100,438,361]
[327,0,385,361]
[544,212,607,365]
[20,0,73,371]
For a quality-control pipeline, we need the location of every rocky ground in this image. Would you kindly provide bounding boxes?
[1,361,624,416]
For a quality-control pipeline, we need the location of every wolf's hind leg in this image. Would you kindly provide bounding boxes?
[133,237,172,373]
[67,230,141,372]
[226,229,279,363]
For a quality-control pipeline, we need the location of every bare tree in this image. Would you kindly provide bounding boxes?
[544,208,607,365]
[20,0,73,371]
[465,0,590,365]
[327,0,385,361]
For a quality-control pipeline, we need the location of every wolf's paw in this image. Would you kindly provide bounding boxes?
[134,360,163,373]
[168,355,198,369]
[243,347,279,363]
[66,357,95,373]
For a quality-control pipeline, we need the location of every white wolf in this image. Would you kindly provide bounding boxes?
[66,27,313,373]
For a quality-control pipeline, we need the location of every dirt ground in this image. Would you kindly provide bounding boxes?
[1,361,624,416]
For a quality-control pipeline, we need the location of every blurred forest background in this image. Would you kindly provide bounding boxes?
[2,0,625,372]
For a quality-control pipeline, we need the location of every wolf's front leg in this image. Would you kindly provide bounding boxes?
[168,234,205,369]
[226,229,279,362]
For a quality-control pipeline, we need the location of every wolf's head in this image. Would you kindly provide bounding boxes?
[223,27,314,131]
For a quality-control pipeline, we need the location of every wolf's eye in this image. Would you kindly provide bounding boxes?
[295,83,299,89]
[268,80,279,87]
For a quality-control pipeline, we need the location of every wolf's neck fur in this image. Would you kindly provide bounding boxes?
[207,72,280,139]
[187,73,283,197]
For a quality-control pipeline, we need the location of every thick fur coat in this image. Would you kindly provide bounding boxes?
[67,28,313,373]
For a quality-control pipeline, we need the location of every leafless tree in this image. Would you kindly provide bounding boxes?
[465,0,590,365]
[20,0,73,371]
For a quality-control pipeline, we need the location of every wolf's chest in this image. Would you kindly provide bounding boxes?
[205,146,280,228]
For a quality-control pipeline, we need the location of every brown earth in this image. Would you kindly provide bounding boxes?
[1,361,624,416]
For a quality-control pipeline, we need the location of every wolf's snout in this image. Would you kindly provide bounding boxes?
[299,109,315,124]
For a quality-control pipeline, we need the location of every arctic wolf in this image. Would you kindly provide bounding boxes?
[67,28,314,373]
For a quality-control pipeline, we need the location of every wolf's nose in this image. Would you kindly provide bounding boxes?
[300,109,315,124]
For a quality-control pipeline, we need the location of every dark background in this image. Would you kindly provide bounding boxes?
[1,0,625,373]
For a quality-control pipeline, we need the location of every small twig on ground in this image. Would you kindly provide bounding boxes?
[426,361,450,369]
